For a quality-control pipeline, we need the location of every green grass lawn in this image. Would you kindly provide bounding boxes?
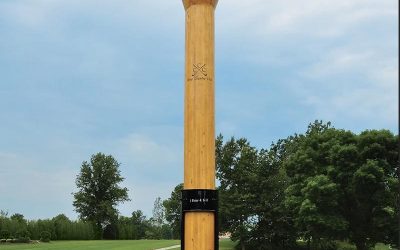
[374,243,393,250]
[219,238,236,250]
[0,240,180,250]
[0,240,392,250]
[0,240,237,250]
[336,241,393,250]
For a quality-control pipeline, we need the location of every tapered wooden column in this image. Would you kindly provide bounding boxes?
[182,0,218,249]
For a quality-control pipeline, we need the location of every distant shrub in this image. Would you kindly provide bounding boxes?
[16,230,30,238]
[336,241,356,250]
[15,237,30,243]
[0,230,10,239]
[338,246,356,250]
[40,231,51,242]
[144,230,156,239]
[312,240,337,250]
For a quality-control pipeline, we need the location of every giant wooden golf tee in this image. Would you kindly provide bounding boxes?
[181,0,219,250]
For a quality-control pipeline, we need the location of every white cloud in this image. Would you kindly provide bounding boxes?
[118,181,177,218]
[303,48,375,78]
[0,152,77,219]
[216,121,237,136]
[118,133,180,168]
[49,126,185,217]
[0,1,54,28]
[111,130,184,217]
[2,0,396,38]
[298,39,397,124]
[218,0,397,38]
[300,55,398,128]
[0,0,183,30]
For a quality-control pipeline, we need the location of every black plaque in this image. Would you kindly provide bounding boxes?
[182,189,218,212]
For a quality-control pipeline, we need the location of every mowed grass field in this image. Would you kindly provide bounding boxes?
[0,240,391,250]
[0,240,179,250]
[336,242,393,250]
[0,239,236,250]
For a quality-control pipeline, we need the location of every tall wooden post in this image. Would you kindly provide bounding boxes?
[182,0,218,249]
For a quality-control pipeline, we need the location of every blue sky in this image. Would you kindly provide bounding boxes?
[0,0,398,220]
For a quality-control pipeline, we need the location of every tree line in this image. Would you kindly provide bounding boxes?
[0,208,173,241]
[0,212,94,241]
[1,121,398,250]
[162,121,399,250]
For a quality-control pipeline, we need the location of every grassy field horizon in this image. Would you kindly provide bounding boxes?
[0,240,392,250]
[0,240,179,250]
[0,239,237,250]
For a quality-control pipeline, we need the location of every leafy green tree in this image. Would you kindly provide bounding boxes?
[163,183,183,239]
[9,213,27,238]
[216,135,293,249]
[40,231,51,242]
[147,197,167,239]
[160,224,173,239]
[131,210,147,239]
[103,223,118,240]
[282,121,398,250]
[73,153,130,239]
[10,214,25,224]
[52,214,70,240]
[152,197,165,227]
[0,210,8,218]
[117,216,131,240]
[216,135,257,250]
[0,229,10,239]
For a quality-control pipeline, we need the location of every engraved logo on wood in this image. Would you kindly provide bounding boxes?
[192,63,207,77]
[188,63,213,82]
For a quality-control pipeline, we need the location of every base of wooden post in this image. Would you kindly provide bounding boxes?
[181,189,219,250]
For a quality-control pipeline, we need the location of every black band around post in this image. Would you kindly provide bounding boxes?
[181,189,219,250]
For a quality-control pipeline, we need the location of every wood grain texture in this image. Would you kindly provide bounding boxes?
[183,0,218,10]
[183,1,217,249]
